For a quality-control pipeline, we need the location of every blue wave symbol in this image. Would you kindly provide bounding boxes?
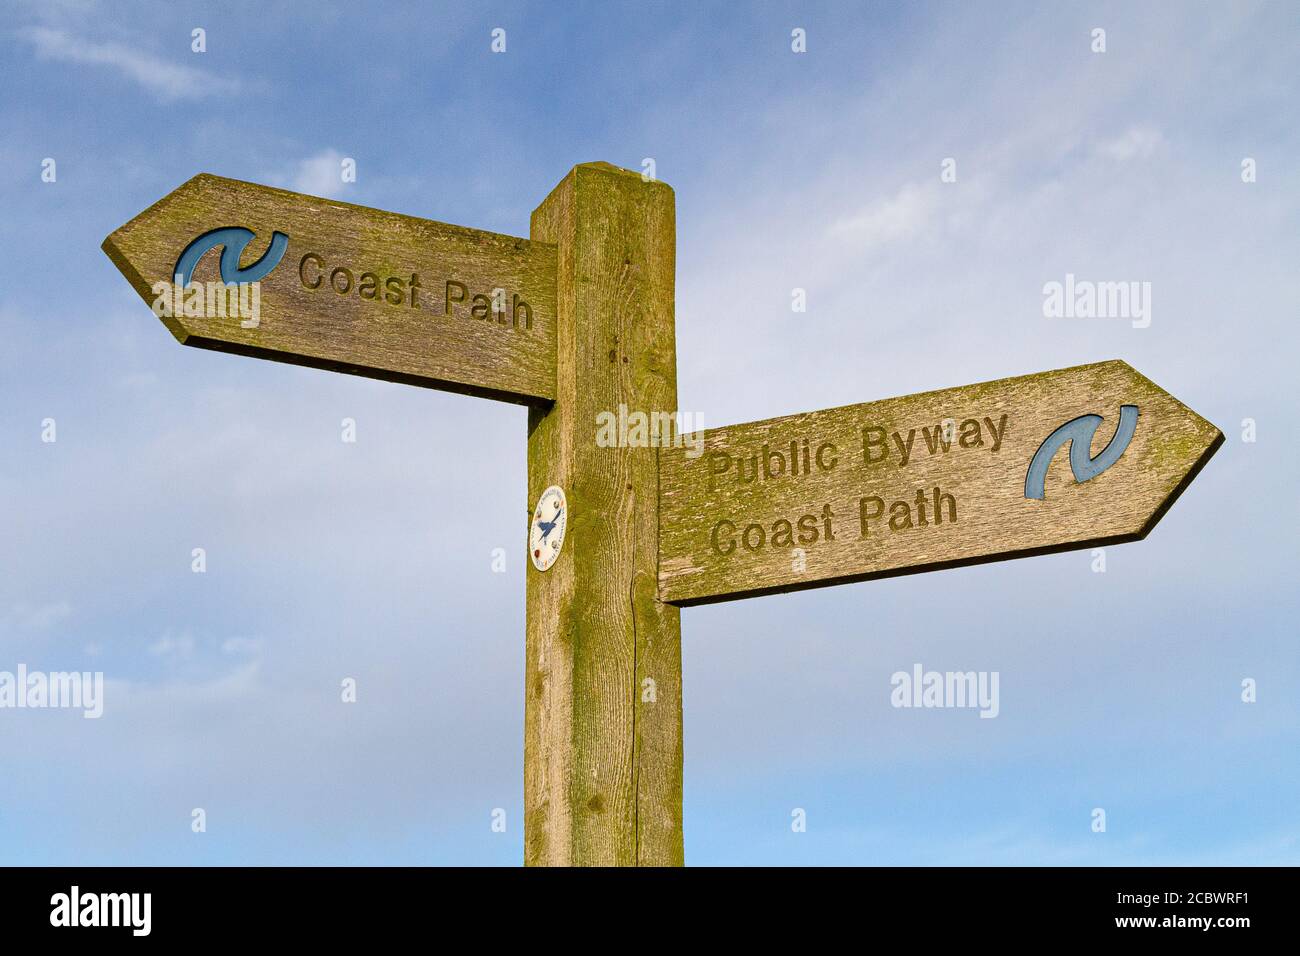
[1024,405,1139,500]
[173,227,289,286]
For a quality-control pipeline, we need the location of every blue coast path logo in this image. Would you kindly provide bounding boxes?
[1024,405,1139,500]
[173,226,289,286]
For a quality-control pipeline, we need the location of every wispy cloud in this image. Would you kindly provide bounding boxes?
[1,601,72,633]
[1095,125,1164,162]
[221,637,262,656]
[148,632,195,658]
[280,148,350,199]
[828,181,942,250]
[22,26,238,103]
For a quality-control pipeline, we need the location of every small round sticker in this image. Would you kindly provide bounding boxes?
[529,485,567,572]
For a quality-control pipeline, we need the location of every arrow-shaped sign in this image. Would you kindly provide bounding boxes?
[102,174,557,405]
[658,360,1222,606]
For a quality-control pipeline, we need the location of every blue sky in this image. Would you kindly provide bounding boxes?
[1,0,1297,865]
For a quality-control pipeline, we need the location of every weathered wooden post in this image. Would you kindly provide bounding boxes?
[525,163,683,865]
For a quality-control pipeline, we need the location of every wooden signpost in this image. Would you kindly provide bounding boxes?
[103,163,1221,867]
[103,174,557,405]
[658,360,1222,605]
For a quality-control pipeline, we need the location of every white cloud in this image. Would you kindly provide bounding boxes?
[148,632,195,658]
[828,181,941,249]
[286,149,349,199]
[22,26,238,103]
[221,637,262,656]
[2,601,72,632]
[1095,125,1164,161]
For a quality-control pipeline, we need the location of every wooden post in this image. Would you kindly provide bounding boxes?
[524,163,683,865]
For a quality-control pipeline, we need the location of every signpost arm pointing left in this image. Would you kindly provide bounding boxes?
[102,174,559,406]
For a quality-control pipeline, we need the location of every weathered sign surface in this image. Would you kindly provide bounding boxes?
[658,360,1222,605]
[102,174,557,405]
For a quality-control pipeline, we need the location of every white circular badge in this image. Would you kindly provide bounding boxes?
[529,485,567,571]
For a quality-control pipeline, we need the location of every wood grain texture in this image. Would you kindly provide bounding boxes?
[102,173,557,405]
[525,164,682,866]
[659,360,1222,606]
